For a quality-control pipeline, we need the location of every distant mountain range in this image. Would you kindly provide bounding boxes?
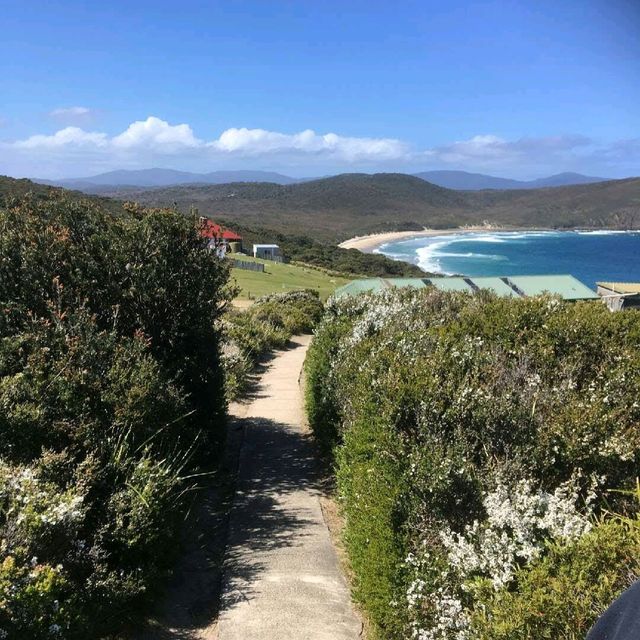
[36,168,609,191]
[36,169,302,189]
[413,170,607,190]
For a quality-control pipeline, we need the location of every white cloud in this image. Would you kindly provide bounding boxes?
[49,106,98,125]
[426,134,593,167]
[7,117,408,165]
[2,116,635,178]
[14,127,108,149]
[50,106,92,118]
[112,116,202,150]
[600,137,640,162]
[211,127,407,160]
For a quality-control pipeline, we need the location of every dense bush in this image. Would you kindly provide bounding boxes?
[0,194,231,638]
[469,512,640,639]
[305,288,640,639]
[223,290,324,400]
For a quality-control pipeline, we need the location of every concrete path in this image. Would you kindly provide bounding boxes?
[216,335,362,640]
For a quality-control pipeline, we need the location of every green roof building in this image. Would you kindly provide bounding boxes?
[333,274,598,301]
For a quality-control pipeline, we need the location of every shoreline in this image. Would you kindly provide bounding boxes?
[338,227,640,280]
[338,226,539,253]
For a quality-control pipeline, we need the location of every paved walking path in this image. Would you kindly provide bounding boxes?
[216,335,361,640]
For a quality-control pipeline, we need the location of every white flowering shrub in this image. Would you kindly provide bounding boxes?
[406,476,598,640]
[305,288,640,638]
[0,462,85,540]
[0,461,85,638]
[442,476,596,589]
[0,555,70,640]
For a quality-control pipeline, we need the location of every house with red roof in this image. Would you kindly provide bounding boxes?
[199,218,243,254]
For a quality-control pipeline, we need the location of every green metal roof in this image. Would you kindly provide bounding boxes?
[333,279,386,297]
[332,274,598,301]
[385,278,428,289]
[332,278,428,298]
[424,277,474,293]
[505,275,598,300]
[469,276,519,297]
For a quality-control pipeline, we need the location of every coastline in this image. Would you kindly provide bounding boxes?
[338,226,526,253]
[339,228,640,284]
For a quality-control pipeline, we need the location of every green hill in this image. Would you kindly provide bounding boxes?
[7,172,640,244]
[0,175,125,215]
[0,175,425,278]
[89,173,640,242]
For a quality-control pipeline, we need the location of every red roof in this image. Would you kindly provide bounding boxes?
[199,219,242,241]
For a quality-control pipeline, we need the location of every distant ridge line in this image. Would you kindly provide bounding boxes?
[31,168,619,191]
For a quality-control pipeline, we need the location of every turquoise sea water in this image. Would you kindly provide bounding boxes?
[376,231,640,288]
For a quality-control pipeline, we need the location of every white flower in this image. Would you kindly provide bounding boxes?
[441,474,595,589]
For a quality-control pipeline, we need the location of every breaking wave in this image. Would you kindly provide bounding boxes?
[375,229,640,281]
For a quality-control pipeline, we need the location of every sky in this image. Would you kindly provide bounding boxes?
[1,0,639,179]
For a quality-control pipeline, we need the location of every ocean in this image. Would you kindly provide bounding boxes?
[375,230,640,288]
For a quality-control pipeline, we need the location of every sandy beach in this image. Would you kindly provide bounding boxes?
[338,226,503,252]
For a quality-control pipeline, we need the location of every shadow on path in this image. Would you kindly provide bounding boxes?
[133,336,359,639]
[220,416,322,609]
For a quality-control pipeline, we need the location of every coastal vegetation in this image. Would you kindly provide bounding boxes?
[0,188,330,638]
[305,288,640,639]
[0,194,231,637]
[2,173,640,638]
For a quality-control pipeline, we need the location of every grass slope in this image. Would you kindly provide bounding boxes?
[230,255,350,300]
[91,173,640,242]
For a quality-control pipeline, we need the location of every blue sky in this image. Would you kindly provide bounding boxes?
[1,0,639,179]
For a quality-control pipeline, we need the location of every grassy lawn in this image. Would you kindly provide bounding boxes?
[230,255,350,301]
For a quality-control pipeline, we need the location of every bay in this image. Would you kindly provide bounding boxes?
[376,230,640,288]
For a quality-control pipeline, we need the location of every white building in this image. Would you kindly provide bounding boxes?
[253,244,281,260]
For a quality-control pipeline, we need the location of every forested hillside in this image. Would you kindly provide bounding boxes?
[0,176,125,216]
[90,173,640,242]
[0,176,425,277]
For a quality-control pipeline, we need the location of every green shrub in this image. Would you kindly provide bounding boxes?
[305,288,640,639]
[304,313,353,452]
[1,196,230,444]
[0,554,75,640]
[0,194,231,638]
[469,515,640,640]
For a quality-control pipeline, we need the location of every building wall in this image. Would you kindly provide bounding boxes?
[253,246,281,260]
[597,286,640,311]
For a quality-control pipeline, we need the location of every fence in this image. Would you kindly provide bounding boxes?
[232,258,265,272]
